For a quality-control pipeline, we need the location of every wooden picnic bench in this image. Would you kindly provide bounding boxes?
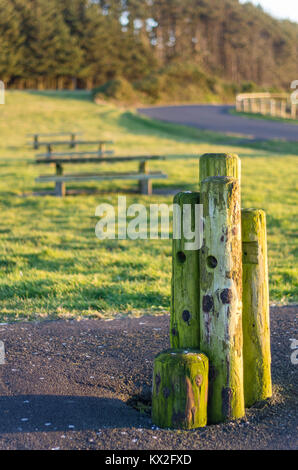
[34,140,114,153]
[28,132,83,150]
[35,153,168,196]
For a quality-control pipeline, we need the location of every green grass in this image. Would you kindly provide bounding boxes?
[230,108,298,125]
[0,90,297,322]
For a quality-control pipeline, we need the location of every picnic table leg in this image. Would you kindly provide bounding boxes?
[55,163,65,197]
[33,135,39,150]
[139,161,152,195]
[70,133,76,149]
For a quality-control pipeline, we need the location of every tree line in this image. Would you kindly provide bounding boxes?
[0,0,297,90]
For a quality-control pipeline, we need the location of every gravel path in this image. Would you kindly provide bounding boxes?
[138,105,298,141]
[0,305,297,450]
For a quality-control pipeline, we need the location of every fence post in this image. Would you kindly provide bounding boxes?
[291,103,297,120]
[270,99,276,117]
[199,176,245,423]
[280,100,286,118]
[170,192,201,349]
[260,99,266,115]
[242,209,272,407]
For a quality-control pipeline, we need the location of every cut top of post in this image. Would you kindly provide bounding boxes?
[199,153,241,184]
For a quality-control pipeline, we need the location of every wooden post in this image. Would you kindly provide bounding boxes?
[251,99,257,113]
[139,160,151,195]
[242,209,272,407]
[236,98,241,112]
[200,176,245,423]
[270,99,276,117]
[199,153,241,184]
[291,103,297,120]
[260,99,266,115]
[33,135,39,150]
[152,349,208,429]
[243,99,249,113]
[70,133,77,148]
[280,100,286,118]
[55,163,65,197]
[170,192,201,349]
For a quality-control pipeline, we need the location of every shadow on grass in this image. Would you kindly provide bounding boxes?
[25,90,93,102]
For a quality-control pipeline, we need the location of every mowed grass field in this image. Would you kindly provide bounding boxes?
[0,90,297,322]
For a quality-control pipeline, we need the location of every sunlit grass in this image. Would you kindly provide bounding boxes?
[0,90,297,321]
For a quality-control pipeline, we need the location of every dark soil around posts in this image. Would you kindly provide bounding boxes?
[0,306,297,450]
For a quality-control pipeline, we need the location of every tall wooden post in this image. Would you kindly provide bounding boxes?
[200,176,245,423]
[200,153,241,184]
[170,192,201,349]
[242,209,272,407]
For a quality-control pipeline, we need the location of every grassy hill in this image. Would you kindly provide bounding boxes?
[0,90,297,322]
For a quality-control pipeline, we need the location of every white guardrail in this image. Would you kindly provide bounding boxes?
[236,92,297,119]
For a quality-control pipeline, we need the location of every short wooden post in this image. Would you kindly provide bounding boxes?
[242,209,272,407]
[55,163,65,197]
[291,103,297,120]
[152,349,208,429]
[199,153,241,184]
[200,176,245,423]
[170,192,201,349]
[139,160,151,195]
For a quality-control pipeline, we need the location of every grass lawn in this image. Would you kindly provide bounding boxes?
[230,108,298,125]
[0,90,297,322]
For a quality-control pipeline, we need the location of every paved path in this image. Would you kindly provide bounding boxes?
[138,105,298,141]
[0,306,297,450]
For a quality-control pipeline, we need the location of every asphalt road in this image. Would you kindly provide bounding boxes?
[138,105,298,141]
[0,305,297,450]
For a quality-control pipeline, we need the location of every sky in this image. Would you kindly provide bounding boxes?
[239,0,298,23]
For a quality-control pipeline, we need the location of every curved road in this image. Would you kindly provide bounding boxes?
[138,105,298,141]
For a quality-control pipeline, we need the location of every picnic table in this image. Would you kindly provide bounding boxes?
[35,152,169,196]
[28,132,83,150]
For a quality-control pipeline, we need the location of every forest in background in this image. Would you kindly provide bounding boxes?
[1,0,298,102]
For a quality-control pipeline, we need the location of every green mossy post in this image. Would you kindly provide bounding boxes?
[152,349,208,429]
[170,192,201,349]
[242,209,272,407]
[200,176,245,424]
[199,153,241,184]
